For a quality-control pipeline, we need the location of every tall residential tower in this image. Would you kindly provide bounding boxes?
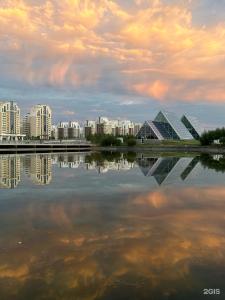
[0,101,22,141]
[29,105,52,139]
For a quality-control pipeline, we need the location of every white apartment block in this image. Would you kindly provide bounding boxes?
[68,121,80,139]
[0,101,24,141]
[117,120,135,136]
[84,120,97,137]
[57,121,80,139]
[95,117,141,136]
[22,113,31,137]
[84,117,141,137]
[29,105,52,139]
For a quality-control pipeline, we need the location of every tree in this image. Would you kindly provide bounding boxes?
[219,137,225,145]
[200,128,225,146]
[126,138,137,146]
[100,135,122,146]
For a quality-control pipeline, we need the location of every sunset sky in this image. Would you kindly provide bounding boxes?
[0,0,225,126]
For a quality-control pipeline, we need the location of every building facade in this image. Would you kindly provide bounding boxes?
[22,113,31,137]
[85,117,140,137]
[68,122,80,139]
[0,101,24,141]
[137,110,197,141]
[29,105,52,139]
[56,121,80,140]
[181,115,204,140]
[84,120,97,137]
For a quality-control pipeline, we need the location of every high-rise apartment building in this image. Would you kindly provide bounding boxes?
[117,120,135,136]
[97,117,113,135]
[56,121,80,139]
[29,105,52,139]
[22,113,31,137]
[68,122,80,139]
[0,101,23,141]
[84,117,140,137]
[84,120,97,137]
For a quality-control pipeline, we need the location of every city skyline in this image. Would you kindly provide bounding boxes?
[0,1,225,127]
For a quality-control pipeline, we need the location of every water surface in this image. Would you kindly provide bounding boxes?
[0,152,225,299]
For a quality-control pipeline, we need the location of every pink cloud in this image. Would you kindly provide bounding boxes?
[0,0,224,103]
[133,80,169,100]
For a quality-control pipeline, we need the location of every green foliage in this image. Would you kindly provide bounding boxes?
[30,136,40,140]
[200,128,225,146]
[126,138,137,147]
[85,151,122,164]
[123,152,137,162]
[86,134,123,146]
[219,137,225,145]
[100,135,122,146]
[86,134,103,144]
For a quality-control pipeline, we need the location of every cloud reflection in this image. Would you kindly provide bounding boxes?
[0,184,225,299]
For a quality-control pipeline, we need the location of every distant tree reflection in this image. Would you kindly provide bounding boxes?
[200,153,225,172]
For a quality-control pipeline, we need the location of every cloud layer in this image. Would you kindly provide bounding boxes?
[0,0,225,111]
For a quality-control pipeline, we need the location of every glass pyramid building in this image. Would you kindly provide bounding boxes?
[136,110,197,140]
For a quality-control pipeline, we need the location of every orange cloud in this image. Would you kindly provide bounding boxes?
[0,0,225,103]
[133,80,169,100]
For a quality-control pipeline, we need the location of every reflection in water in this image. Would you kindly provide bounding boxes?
[0,153,201,189]
[137,156,200,185]
[0,155,21,188]
[199,153,225,173]
[0,153,137,189]
[1,152,225,189]
[24,154,52,185]
[0,152,225,299]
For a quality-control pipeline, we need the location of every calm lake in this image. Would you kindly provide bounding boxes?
[0,152,225,300]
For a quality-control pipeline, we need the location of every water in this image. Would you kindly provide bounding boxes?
[0,152,225,300]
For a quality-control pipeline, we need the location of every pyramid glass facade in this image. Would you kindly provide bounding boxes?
[154,111,193,140]
[181,115,203,140]
[136,110,200,141]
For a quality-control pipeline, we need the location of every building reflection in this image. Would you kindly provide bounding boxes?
[0,152,224,188]
[23,154,52,185]
[57,153,85,169]
[0,155,21,188]
[137,155,200,185]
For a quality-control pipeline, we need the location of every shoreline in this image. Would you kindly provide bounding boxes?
[0,142,91,153]
[93,145,225,154]
[0,143,225,154]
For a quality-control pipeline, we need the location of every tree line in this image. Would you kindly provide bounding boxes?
[86,134,137,147]
[200,128,225,146]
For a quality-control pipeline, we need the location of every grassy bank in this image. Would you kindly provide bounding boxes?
[136,139,200,147]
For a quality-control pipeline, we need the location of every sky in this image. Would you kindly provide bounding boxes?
[0,0,225,126]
